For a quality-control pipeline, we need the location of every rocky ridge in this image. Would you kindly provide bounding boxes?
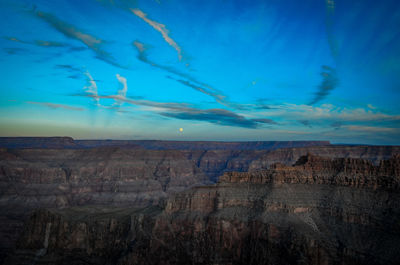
[0,137,330,150]
[249,145,400,168]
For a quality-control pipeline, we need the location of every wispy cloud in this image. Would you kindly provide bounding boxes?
[131,8,182,60]
[77,73,277,128]
[344,125,398,133]
[169,76,264,111]
[32,9,124,68]
[132,40,205,85]
[54,64,84,80]
[4,36,84,50]
[83,71,100,106]
[251,118,278,125]
[99,95,192,111]
[309,65,338,105]
[116,74,128,98]
[26,101,84,111]
[4,36,30,44]
[263,103,400,127]
[160,108,275,128]
[80,90,276,128]
[307,0,339,106]
[113,73,128,107]
[132,40,246,109]
[55,64,81,73]
[166,76,228,106]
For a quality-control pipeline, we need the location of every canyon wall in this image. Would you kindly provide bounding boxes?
[1,138,399,264]
[249,145,400,169]
[4,154,400,265]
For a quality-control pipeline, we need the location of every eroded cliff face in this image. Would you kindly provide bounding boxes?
[0,147,207,209]
[222,154,400,189]
[249,145,400,169]
[0,145,274,262]
[0,147,207,262]
[5,155,400,265]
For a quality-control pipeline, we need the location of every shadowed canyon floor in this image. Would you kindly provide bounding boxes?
[0,138,399,264]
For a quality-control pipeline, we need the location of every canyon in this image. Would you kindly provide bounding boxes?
[0,138,399,264]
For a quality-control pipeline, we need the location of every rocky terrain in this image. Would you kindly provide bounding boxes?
[0,137,330,150]
[0,146,208,262]
[249,145,400,168]
[3,152,400,265]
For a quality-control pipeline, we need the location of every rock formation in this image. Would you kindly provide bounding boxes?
[0,137,330,150]
[4,154,400,265]
[249,145,400,169]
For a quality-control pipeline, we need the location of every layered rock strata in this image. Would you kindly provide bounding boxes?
[5,155,400,265]
[249,145,400,169]
[0,147,207,263]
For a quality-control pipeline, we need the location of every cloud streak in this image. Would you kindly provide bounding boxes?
[32,9,124,68]
[77,73,277,128]
[113,74,128,107]
[54,64,84,80]
[116,74,128,98]
[55,64,81,73]
[81,91,276,128]
[306,0,340,106]
[4,36,85,50]
[344,125,398,133]
[98,95,192,111]
[166,76,228,105]
[160,108,275,128]
[306,1,340,106]
[132,40,246,109]
[83,71,100,106]
[4,36,30,45]
[309,65,338,105]
[131,8,182,61]
[26,101,84,111]
[132,41,206,85]
[263,103,400,126]
[107,95,275,128]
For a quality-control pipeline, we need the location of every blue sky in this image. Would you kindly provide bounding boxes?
[0,0,399,144]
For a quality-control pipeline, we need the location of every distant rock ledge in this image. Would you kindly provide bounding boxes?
[0,137,330,150]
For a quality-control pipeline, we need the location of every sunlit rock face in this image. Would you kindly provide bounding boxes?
[5,154,400,265]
